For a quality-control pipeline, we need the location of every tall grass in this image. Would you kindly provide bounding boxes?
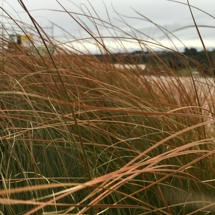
[1,1,215,214]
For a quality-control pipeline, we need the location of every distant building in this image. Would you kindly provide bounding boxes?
[192,71,200,76]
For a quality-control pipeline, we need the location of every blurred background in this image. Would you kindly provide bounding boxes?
[1,0,215,53]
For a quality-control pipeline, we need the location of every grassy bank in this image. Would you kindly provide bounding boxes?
[1,1,215,215]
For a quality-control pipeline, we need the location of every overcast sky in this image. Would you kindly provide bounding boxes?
[2,0,215,53]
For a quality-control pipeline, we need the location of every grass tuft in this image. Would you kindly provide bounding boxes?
[0,1,215,214]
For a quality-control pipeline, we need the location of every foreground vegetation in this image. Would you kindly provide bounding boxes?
[1,1,215,214]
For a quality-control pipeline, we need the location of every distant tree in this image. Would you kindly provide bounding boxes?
[184,47,198,57]
[190,48,198,56]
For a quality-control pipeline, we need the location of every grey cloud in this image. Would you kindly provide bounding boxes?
[2,0,215,52]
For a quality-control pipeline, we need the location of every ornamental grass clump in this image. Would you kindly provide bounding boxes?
[1,1,215,214]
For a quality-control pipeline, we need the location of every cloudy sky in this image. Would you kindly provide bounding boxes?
[2,0,215,53]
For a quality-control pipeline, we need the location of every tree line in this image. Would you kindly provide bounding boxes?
[95,47,215,75]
